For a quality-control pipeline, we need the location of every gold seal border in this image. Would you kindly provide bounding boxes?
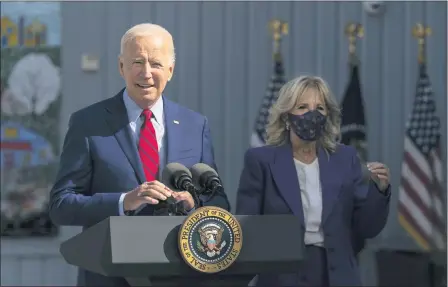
[178,206,243,274]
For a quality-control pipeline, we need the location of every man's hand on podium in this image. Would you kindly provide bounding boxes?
[123,181,173,212]
[172,191,195,212]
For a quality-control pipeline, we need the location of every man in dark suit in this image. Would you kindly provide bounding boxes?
[49,23,230,286]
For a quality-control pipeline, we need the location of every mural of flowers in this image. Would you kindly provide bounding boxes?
[3,53,61,116]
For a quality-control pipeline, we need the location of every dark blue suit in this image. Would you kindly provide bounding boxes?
[49,90,230,286]
[236,143,390,286]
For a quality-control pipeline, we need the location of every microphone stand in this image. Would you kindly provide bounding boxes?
[167,202,180,216]
[154,185,202,216]
[153,187,229,215]
[186,185,200,207]
[152,193,182,216]
[153,201,176,216]
[196,185,231,211]
[198,185,223,203]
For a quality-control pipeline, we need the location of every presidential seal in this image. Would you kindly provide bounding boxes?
[178,206,243,273]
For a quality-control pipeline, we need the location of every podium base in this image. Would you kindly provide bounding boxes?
[126,275,256,286]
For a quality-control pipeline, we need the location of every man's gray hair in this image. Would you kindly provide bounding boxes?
[120,23,176,63]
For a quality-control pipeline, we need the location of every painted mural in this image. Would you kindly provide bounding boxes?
[0,2,61,237]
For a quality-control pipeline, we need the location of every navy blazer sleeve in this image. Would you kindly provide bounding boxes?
[351,148,391,239]
[49,113,122,227]
[235,149,264,215]
[198,117,231,211]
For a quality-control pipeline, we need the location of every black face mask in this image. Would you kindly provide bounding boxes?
[288,110,327,141]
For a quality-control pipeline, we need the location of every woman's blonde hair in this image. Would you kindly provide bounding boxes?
[265,75,341,152]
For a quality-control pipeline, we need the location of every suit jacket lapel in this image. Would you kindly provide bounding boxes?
[104,90,145,184]
[318,147,340,225]
[269,143,305,227]
[163,98,182,164]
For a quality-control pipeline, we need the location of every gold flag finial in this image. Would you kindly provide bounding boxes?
[412,23,431,64]
[344,23,364,64]
[269,19,288,59]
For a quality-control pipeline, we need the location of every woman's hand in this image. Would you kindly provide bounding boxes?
[367,162,390,192]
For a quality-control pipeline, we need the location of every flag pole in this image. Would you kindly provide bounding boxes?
[412,23,431,65]
[250,19,288,148]
[268,19,288,62]
[344,23,363,66]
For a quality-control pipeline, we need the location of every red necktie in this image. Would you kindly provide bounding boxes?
[139,109,159,181]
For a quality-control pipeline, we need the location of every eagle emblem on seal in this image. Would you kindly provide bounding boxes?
[196,223,227,258]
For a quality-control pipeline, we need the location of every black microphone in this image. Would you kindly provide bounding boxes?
[190,163,224,194]
[162,163,197,195]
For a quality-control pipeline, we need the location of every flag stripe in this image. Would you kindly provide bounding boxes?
[401,160,444,218]
[430,149,443,185]
[399,146,446,249]
[404,137,432,180]
[398,187,434,240]
[398,64,446,251]
[397,195,445,250]
[403,150,442,204]
[400,178,444,231]
[398,211,430,250]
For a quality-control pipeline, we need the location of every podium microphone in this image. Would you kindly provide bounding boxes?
[190,163,224,195]
[161,163,201,214]
[162,163,197,195]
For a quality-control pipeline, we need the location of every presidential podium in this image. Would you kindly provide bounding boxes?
[60,214,304,286]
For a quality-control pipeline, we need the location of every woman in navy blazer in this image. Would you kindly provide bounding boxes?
[236,76,391,287]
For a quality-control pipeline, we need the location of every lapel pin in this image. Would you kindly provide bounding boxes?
[173,120,180,124]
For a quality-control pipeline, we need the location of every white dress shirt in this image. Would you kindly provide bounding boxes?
[293,158,325,246]
[123,89,165,154]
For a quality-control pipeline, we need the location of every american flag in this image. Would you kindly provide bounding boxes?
[397,63,446,251]
[250,54,285,147]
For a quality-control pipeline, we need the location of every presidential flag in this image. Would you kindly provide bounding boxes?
[340,63,368,255]
[397,63,445,251]
[340,63,367,163]
[250,53,285,147]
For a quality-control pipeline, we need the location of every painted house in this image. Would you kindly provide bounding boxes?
[0,16,47,48]
[24,19,47,47]
[0,16,18,47]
